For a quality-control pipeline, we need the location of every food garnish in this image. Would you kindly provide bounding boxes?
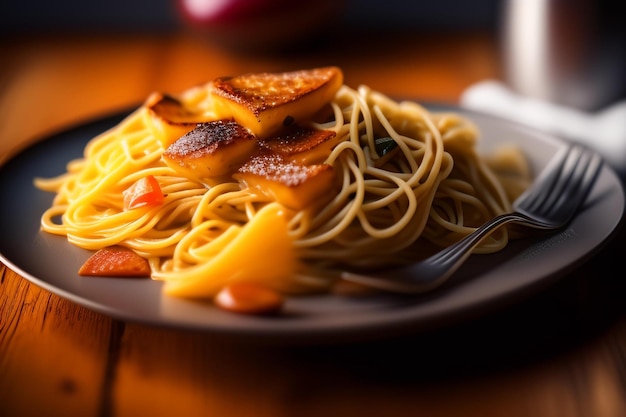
[78,246,151,277]
[123,175,165,211]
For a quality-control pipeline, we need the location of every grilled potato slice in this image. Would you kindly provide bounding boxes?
[235,151,335,210]
[210,67,343,139]
[260,127,340,165]
[145,93,204,148]
[163,120,257,180]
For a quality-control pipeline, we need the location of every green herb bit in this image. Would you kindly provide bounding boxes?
[374,136,398,156]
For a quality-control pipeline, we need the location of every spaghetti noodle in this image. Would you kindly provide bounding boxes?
[35,68,530,299]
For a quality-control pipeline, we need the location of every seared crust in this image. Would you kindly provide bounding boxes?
[235,150,335,209]
[238,152,332,187]
[260,127,340,165]
[145,92,199,147]
[261,127,336,156]
[210,67,343,138]
[163,120,258,178]
[212,67,341,118]
[146,93,197,125]
[165,121,252,157]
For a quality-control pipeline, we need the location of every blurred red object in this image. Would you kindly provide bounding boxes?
[175,0,345,52]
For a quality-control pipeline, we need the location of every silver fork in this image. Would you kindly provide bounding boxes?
[341,144,604,294]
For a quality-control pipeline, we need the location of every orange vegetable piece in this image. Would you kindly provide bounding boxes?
[78,246,151,278]
[123,175,164,211]
[214,282,284,314]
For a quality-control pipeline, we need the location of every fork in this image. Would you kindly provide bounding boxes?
[341,144,604,294]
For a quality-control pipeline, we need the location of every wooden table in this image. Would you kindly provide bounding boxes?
[2,30,625,417]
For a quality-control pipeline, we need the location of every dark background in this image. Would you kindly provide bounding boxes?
[0,0,501,35]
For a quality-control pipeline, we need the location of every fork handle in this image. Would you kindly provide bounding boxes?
[435,211,555,281]
[343,212,557,294]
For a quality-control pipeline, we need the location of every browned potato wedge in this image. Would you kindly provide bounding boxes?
[163,120,258,179]
[145,93,202,148]
[147,93,197,123]
[211,67,343,139]
[234,151,335,210]
[260,127,340,165]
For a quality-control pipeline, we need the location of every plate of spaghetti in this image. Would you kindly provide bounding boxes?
[0,68,623,343]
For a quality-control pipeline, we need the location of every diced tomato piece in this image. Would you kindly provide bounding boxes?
[123,175,164,211]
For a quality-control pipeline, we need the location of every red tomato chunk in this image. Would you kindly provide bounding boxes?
[123,175,164,211]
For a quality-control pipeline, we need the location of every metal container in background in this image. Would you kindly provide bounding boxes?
[501,0,625,111]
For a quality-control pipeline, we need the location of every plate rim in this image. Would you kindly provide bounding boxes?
[1,104,624,343]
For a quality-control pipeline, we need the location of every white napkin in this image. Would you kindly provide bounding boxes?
[460,80,626,177]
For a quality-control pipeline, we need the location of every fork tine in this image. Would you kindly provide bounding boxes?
[530,145,585,215]
[578,149,603,201]
[544,147,603,220]
[519,144,602,221]
[342,143,604,294]
[515,144,574,212]
[423,148,579,265]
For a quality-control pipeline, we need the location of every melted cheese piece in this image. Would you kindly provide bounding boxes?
[210,67,343,138]
[163,203,296,298]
